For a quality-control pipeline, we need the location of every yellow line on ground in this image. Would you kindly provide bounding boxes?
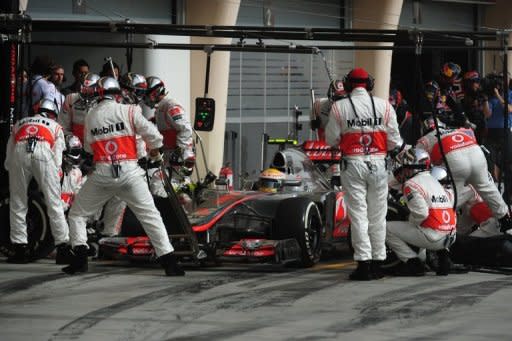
[312,260,356,270]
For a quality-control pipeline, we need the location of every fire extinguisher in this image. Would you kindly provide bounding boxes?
[217,163,234,191]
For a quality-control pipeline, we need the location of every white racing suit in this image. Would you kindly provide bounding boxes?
[67,100,174,257]
[60,92,91,142]
[154,95,195,161]
[386,172,457,261]
[5,115,69,245]
[311,98,332,141]
[416,128,508,219]
[61,166,84,212]
[326,87,403,261]
[61,93,126,236]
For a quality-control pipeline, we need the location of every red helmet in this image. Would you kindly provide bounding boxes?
[463,70,480,81]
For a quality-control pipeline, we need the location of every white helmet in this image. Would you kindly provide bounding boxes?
[143,76,166,108]
[80,73,100,99]
[431,166,450,185]
[97,76,121,99]
[38,98,59,118]
[64,135,83,166]
[393,148,431,183]
[120,72,147,104]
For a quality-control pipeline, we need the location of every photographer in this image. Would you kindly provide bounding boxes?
[482,73,512,182]
[462,71,491,144]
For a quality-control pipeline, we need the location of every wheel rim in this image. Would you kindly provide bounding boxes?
[305,207,321,253]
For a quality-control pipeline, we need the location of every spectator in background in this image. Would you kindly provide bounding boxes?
[100,60,120,79]
[62,59,89,96]
[483,72,512,183]
[17,68,29,118]
[30,56,58,115]
[50,64,66,113]
[462,71,491,145]
[389,88,415,145]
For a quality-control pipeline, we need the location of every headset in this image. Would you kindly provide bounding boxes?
[342,69,375,92]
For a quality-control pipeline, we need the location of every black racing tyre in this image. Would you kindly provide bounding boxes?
[386,200,409,221]
[275,197,322,267]
[0,192,54,259]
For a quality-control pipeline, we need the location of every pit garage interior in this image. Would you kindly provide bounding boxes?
[2,1,512,340]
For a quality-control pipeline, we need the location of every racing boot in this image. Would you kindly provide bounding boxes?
[499,214,512,233]
[371,260,384,279]
[6,244,31,264]
[159,252,185,276]
[436,249,450,276]
[62,245,89,275]
[349,261,373,281]
[55,243,73,265]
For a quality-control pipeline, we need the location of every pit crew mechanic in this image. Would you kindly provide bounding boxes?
[325,67,403,281]
[416,117,512,232]
[4,99,70,264]
[386,148,456,276]
[143,76,196,174]
[64,77,184,276]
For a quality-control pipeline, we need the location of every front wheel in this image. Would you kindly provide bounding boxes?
[275,197,323,267]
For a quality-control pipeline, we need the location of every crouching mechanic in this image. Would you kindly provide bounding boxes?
[325,68,403,280]
[64,77,184,276]
[386,148,457,276]
[4,99,70,263]
[143,76,195,174]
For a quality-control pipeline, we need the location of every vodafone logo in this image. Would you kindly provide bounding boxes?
[451,134,464,143]
[359,134,373,147]
[442,210,452,223]
[26,125,38,135]
[105,141,118,155]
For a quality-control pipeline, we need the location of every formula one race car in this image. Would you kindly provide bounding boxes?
[99,142,350,267]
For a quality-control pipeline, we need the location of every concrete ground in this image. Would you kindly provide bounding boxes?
[0,254,511,341]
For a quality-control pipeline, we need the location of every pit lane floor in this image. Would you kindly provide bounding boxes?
[0,254,511,341]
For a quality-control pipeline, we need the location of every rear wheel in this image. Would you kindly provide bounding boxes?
[0,192,54,259]
[275,197,322,267]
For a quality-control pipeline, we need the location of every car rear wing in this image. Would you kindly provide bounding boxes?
[301,140,341,164]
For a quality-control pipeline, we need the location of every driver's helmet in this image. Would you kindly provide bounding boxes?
[144,76,166,108]
[440,62,462,84]
[119,72,147,104]
[63,135,83,167]
[257,168,286,193]
[393,147,431,183]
